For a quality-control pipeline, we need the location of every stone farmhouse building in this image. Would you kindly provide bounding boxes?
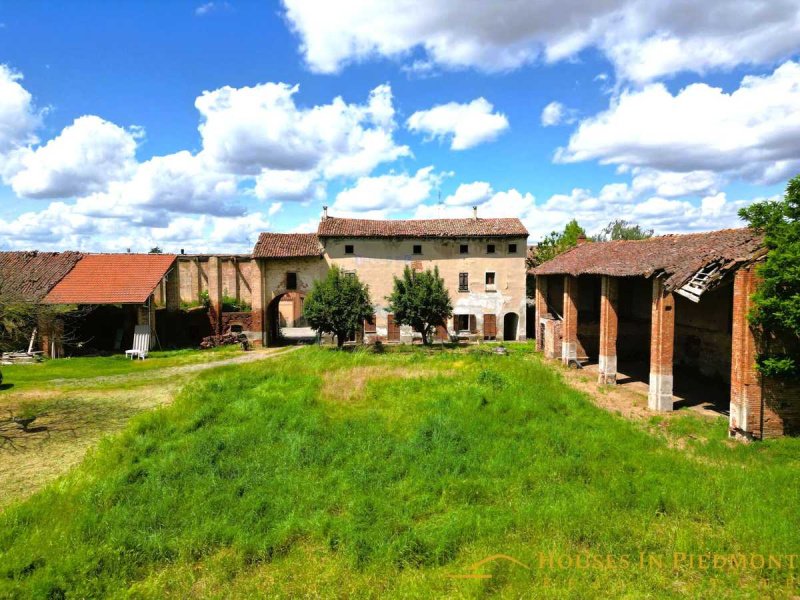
[245,210,530,345]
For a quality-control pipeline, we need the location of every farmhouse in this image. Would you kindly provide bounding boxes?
[531,227,799,439]
[249,209,529,345]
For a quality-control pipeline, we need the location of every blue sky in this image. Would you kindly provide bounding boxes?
[0,0,798,252]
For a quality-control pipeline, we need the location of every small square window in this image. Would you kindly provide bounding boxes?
[345,244,354,254]
[413,244,422,255]
[455,314,470,331]
[344,270,356,279]
[485,272,496,287]
[508,243,517,253]
[459,244,468,254]
[458,272,469,292]
[487,244,496,254]
[286,272,297,290]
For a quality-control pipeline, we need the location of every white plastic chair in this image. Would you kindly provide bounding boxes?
[125,325,151,360]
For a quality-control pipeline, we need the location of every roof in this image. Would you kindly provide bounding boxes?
[317,217,528,238]
[0,251,84,301]
[44,254,177,304]
[252,233,323,259]
[531,228,765,293]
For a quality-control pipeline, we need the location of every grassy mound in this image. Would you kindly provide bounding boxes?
[0,346,797,598]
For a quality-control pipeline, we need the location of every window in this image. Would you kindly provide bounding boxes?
[487,243,496,254]
[485,272,496,291]
[458,272,469,292]
[508,243,517,253]
[364,314,376,333]
[286,272,297,290]
[345,244,354,255]
[344,270,356,279]
[455,314,470,331]
[413,244,422,255]
[460,244,469,254]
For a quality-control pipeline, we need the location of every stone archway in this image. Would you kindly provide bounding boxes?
[503,312,519,341]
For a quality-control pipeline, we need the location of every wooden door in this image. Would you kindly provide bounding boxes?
[387,314,400,341]
[483,314,497,340]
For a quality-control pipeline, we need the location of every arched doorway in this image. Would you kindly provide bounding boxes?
[503,312,519,341]
[266,291,312,346]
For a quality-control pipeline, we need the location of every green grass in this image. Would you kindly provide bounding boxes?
[1,346,243,390]
[0,345,798,598]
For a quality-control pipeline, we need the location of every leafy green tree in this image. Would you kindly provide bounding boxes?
[738,175,800,378]
[527,219,587,268]
[148,246,163,254]
[387,266,453,345]
[303,266,373,348]
[593,219,654,241]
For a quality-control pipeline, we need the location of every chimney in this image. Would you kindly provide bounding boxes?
[322,205,328,220]
[472,205,478,220]
[180,248,185,255]
[576,234,588,245]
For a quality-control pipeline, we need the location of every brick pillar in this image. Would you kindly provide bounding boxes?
[136,297,156,349]
[249,259,265,346]
[648,278,675,410]
[207,256,223,335]
[598,275,619,385]
[729,265,763,438]
[535,276,548,351]
[165,263,180,312]
[562,275,578,364]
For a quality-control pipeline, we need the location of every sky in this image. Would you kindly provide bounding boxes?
[0,0,798,253]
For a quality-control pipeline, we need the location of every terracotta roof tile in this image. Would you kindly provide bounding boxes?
[531,228,764,292]
[252,233,323,258]
[0,251,84,301]
[317,217,528,238]
[44,254,177,304]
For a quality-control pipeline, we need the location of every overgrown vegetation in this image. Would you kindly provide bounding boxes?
[387,265,453,345]
[304,265,373,347]
[593,219,654,241]
[0,347,797,598]
[739,174,800,378]
[527,219,586,268]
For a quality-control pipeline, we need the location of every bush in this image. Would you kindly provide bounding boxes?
[199,333,250,350]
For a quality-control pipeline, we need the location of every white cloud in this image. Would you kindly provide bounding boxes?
[444,181,494,206]
[540,101,576,127]
[0,65,42,178]
[406,98,508,150]
[196,82,409,177]
[253,168,324,203]
[630,169,720,198]
[333,166,440,212]
[558,61,800,183]
[281,0,800,81]
[195,2,231,16]
[7,116,141,199]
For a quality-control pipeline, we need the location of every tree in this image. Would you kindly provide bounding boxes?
[386,266,453,345]
[593,219,654,241]
[738,174,800,378]
[148,246,163,254]
[527,219,587,268]
[303,266,373,348]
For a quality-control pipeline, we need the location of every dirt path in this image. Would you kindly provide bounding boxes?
[0,346,303,510]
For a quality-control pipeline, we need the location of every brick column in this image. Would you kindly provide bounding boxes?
[562,275,578,365]
[165,263,180,312]
[729,265,762,438]
[249,259,265,346]
[598,275,619,385]
[535,276,548,351]
[648,278,675,410]
[207,256,223,335]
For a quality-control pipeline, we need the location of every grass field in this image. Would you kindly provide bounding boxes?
[0,345,798,598]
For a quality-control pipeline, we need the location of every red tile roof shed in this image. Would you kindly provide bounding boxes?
[44,254,177,304]
[317,217,528,238]
[252,233,323,259]
[0,251,84,301]
[531,228,764,292]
